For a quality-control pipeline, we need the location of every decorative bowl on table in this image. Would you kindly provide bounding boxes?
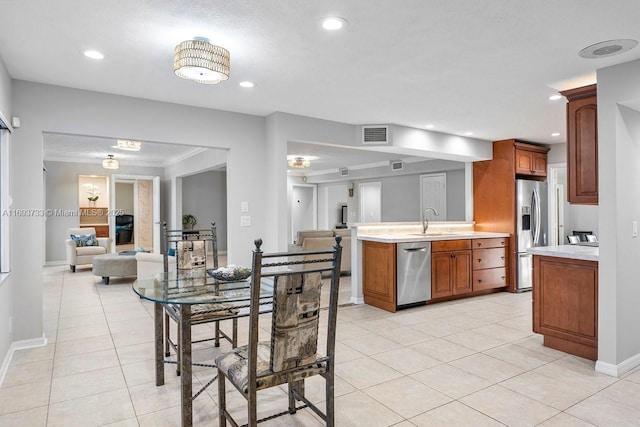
[207,265,252,282]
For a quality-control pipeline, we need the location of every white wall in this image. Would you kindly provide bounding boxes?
[10,81,265,349]
[0,55,12,368]
[597,58,640,372]
[44,161,163,262]
[162,149,227,231]
[182,170,228,251]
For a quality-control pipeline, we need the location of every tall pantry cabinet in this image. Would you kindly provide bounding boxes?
[473,139,549,292]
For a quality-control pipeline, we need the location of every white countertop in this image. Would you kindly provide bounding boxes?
[528,245,599,262]
[358,231,509,243]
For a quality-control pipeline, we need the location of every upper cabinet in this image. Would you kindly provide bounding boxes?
[514,142,549,178]
[560,84,598,205]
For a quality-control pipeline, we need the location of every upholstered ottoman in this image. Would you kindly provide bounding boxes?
[92,253,137,284]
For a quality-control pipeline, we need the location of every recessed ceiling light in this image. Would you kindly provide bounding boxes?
[83,50,104,60]
[579,39,638,59]
[465,132,474,136]
[549,94,562,101]
[239,81,255,88]
[551,132,561,137]
[425,124,435,129]
[322,17,348,31]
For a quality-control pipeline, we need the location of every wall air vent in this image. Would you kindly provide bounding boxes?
[391,160,404,171]
[362,125,389,144]
[340,168,350,177]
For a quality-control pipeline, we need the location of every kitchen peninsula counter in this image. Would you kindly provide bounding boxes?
[352,222,510,312]
[529,244,599,360]
[528,244,598,261]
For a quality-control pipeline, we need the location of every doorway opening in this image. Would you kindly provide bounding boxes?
[290,184,317,244]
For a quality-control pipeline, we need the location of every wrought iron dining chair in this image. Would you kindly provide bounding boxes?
[215,236,342,427]
[162,222,238,376]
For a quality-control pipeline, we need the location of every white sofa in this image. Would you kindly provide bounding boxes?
[65,227,112,272]
[294,229,351,274]
[135,252,176,278]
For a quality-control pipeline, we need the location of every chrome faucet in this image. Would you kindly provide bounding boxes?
[422,207,440,233]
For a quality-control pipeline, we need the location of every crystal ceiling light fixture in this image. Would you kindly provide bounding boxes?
[116,139,142,151]
[102,154,119,170]
[288,156,311,168]
[174,37,230,84]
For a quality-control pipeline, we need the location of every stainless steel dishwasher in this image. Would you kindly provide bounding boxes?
[396,241,432,307]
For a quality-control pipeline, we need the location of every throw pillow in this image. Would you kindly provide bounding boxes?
[70,233,98,247]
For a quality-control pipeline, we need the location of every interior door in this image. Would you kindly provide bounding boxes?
[420,173,447,220]
[359,182,382,222]
[290,184,317,243]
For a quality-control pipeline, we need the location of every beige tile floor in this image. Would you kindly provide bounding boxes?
[1,265,640,426]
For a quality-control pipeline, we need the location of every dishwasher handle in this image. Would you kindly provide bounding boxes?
[403,247,429,252]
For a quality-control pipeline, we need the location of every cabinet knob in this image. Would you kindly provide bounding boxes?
[501,256,505,260]
[477,258,482,263]
[450,253,456,258]
[477,279,482,283]
[501,276,505,280]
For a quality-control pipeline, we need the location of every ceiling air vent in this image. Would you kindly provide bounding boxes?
[362,125,389,144]
[391,160,404,171]
[340,168,350,177]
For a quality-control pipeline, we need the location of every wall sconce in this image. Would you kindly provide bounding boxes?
[348,183,354,198]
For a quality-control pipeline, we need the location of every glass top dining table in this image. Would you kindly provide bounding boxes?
[132,272,273,427]
[132,271,273,305]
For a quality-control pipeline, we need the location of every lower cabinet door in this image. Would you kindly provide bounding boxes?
[431,252,453,299]
[451,250,472,295]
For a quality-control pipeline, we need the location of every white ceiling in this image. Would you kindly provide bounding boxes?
[3,0,640,166]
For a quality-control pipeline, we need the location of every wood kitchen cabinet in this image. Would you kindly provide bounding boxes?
[560,84,598,205]
[473,138,548,292]
[362,240,397,312]
[533,255,598,360]
[515,143,549,177]
[431,240,471,299]
[472,238,508,291]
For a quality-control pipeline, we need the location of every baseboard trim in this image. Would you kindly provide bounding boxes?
[0,335,48,387]
[596,352,640,377]
[45,260,67,266]
[349,296,364,305]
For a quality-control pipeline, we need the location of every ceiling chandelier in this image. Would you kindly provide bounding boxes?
[102,154,119,170]
[117,139,142,151]
[288,157,311,168]
[174,37,230,84]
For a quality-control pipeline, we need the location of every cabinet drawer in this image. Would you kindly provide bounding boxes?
[472,238,507,249]
[473,268,507,291]
[473,248,506,270]
[432,239,471,252]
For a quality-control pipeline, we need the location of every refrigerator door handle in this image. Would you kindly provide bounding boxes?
[532,187,541,245]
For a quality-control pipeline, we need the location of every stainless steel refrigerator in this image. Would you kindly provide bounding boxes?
[516,179,548,292]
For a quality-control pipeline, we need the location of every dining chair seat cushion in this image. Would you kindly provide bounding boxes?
[190,303,239,321]
[215,342,325,394]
